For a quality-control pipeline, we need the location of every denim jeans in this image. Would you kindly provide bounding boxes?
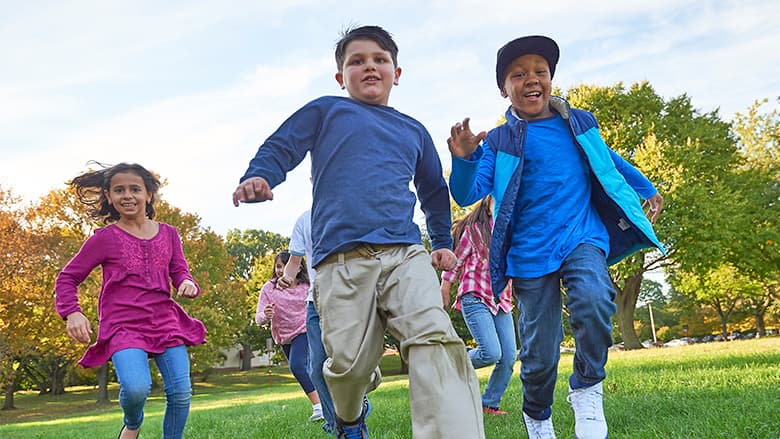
[460,293,516,409]
[512,243,616,420]
[111,345,192,439]
[306,301,336,432]
[282,332,316,394]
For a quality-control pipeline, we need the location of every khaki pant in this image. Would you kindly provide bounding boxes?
[315,244,484,438]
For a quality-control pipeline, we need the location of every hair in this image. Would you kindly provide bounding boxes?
[274,250,310,284]
[451,195,493,254]
[69,161,161,224]
[334,25,399,71]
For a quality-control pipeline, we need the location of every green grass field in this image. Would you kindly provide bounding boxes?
[1,337,778,438]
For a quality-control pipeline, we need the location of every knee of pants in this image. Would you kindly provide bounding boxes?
[570,297,615,330]
[479,345,502,365]
[122,382,152,406]
[163,377,192,405]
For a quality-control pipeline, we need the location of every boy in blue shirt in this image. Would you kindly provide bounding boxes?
[233,26,484,439]
[447,35,664,439]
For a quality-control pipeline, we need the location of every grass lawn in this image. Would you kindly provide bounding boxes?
[1,337,778,438]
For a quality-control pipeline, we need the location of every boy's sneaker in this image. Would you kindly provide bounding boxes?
[523,412,556,438]
[567,382,608,439]
[335,396,371,439]
[483,406,508,416]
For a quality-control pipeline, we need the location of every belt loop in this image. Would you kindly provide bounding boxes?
[338,253,344,264]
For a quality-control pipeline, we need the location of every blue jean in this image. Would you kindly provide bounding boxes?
[111,345,192,439]
[306,301,336,433]
[460,293,516,409]
[282,332,316,394]
[512,243,616,420]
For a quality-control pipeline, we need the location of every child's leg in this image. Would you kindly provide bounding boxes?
[382,245,484,439]
[306,301,336,431]
[513,273,564,420]
[112,348,153,431]
[461,293,503,368]
[317,252,385,423]
[560,243,616,389]
[286,333,318,397]
[153,345,192,439]
[481,309,517,409]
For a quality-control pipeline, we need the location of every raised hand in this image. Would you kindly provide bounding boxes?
[447,117,487,158]
[233,176,274,206]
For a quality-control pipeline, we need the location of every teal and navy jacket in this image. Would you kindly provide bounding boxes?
[450,97,665,299]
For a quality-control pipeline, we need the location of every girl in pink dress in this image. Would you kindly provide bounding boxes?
[55,162,206,439]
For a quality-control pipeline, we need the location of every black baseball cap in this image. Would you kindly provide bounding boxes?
[495,35,559,88]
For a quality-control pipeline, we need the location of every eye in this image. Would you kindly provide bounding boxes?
[350,58,363,65]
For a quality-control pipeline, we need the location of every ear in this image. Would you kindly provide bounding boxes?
[393,66,402,85]
[500,87,508,98]
[335,72,345,90]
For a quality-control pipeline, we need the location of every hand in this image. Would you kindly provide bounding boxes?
[440,280,452,308]
[233,176,274,207]
[447,117,487,159]
[177,279,198,298]
[65,312,93,344]
[642,193,664,223]
[264,303,276,319]
[431,248,457,271]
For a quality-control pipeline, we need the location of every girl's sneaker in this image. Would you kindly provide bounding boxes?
[483,406,508,415]
[309,403,324,422]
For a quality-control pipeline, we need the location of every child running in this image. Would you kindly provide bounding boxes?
[233,25,484,439]
[440,195,516,417]
[255,250,323,424]
[447,35,664,439]
[54,162,206,439]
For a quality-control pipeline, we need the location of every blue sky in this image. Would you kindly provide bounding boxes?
[2,0,778,238]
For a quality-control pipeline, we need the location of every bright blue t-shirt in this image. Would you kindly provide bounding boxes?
[505,113,609,278]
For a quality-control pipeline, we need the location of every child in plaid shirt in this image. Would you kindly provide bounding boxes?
[441,196,515,416]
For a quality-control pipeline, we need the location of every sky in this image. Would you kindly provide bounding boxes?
[2,0,779,239]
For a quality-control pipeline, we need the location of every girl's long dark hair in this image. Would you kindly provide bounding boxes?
[70,161,160,224]
[274,251,310,284]
[451,195,493,254]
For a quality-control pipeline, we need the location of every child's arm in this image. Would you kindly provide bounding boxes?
[448,117,487,159]
[447,118,495,207]
[255,283,273,325]
[168,226,200,298]
[278,253,303,289]
[607,148,664,222]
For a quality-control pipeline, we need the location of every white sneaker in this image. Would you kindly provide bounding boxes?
[523,412,557,439]
[567,382,608,439]
[309,405,324,422]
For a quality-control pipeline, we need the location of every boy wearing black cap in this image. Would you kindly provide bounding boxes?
[447,35,665,439]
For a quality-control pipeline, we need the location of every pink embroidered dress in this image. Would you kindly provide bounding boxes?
[442,223,512,314]
[255,280,308,345]
[55,223,207,368]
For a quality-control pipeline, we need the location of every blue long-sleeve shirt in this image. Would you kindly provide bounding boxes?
[240,96,452,267]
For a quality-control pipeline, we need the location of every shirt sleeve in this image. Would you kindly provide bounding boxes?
[288,213,307,257]
[442,227,474,283]
[168,225,201,297]
[54,231,106,319]
[607,148,657,199]
[449,143,495,207]
[413,128,453,251]
[240,99,324,189]
[255,282,273,325]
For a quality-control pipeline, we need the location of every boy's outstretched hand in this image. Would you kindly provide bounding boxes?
[233,176,274,206]
[447,117,487,158]
[431,248,457,271]
[642,193,664,223]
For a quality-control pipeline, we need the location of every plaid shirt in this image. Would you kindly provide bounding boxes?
[442,223,512,315]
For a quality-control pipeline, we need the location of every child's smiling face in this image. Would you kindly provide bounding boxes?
[335,39,401,106]
[500,54,554,121]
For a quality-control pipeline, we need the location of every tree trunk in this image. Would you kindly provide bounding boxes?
[615,275,643,350]
[240,343,253,371]
[96,364,110,405]
[2,382,15,410]
[755,312,766,338]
